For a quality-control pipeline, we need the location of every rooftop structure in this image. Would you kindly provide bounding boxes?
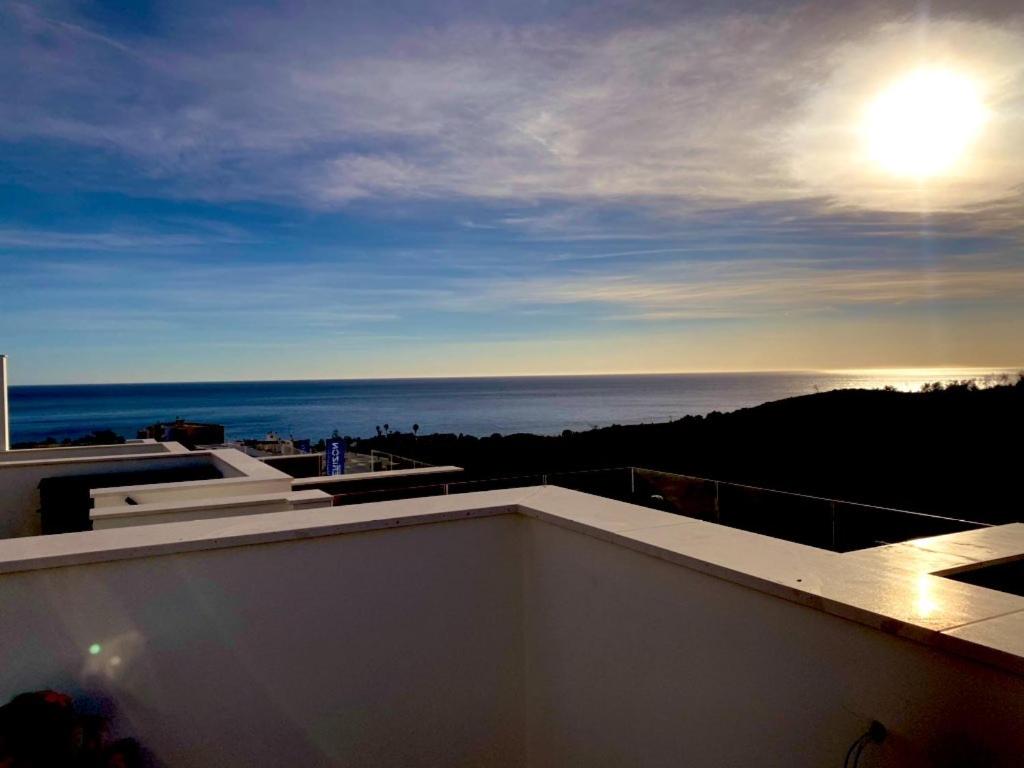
[136,419,226,449]
[1,431,1024,765]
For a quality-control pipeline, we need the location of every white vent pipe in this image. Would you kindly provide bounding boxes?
[0,355,9,451]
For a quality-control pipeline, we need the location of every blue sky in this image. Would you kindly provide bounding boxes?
[1,0,1022,384]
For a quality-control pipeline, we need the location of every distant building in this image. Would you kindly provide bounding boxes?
[245,432,310,456]
[137,418,225,449]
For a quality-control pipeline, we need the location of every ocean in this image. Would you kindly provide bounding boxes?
[7,368,1018,445]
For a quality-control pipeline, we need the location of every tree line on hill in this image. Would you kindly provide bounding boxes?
[356,376,1023,525]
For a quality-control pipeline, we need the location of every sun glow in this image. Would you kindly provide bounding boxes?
[914,573,940,619]
[864,68,988,179]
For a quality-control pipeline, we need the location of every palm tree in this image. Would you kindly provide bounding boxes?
[412,423,420,438]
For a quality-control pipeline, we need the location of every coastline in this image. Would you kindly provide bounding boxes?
[8,367,1019,446]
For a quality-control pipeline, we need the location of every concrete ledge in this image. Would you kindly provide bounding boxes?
[91,489,333,529]
[1,484,1024,677]
[0,441,181,466]
[0,488,534,574]
[90,450,293,507]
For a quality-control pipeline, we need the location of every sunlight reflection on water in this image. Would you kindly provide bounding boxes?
[822,367,1018,393]
[9,367,1020,442]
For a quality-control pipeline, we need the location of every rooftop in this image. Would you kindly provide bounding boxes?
[1,437,1023,765]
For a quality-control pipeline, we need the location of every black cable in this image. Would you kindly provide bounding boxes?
[843,720,887,767]
[843,734,869,768]
[851,736,868,768]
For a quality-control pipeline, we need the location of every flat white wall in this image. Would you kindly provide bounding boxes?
[522,519,1024,768]
[3,511,1024,767]
[0,516,524,767]
[0,454,217,538]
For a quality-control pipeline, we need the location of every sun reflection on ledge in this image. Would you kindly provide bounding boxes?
[915,573,940,618]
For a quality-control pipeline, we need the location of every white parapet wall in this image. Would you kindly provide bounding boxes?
[0,447,215,538]
[0,440,180,465]
[90,450,293,508]
[0,500,526,767]
[0,445,294,538]
[91,488,332,530]
[0,487,1023,766]
[520,517,1024,767]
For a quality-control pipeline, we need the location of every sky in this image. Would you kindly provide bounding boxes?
[1,0,1022,384]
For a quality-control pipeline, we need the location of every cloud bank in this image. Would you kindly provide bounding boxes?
[3,1,1023,212]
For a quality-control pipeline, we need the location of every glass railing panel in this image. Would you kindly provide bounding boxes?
[715,483,835,549]
[367,450,434,472]
[546,467,634,502]
[331,483,447,505]
[832,501,988,552]
[446,474,545,494]
[631,469,718,521]
[326,462,989,553]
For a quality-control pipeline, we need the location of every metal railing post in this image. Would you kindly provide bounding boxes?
[714,481,721,523]
[630,466,635,496]
[831,501,838,551]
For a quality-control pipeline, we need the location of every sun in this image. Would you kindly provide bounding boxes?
[863,68,988,179]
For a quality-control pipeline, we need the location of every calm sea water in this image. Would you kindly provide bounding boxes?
[8,368,1017,444]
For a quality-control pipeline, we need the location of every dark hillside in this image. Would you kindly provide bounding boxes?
[358,378,1023,523]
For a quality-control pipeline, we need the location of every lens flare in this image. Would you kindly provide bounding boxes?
[864,68,988,179]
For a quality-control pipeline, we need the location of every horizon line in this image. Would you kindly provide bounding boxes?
[8,364,1022,389]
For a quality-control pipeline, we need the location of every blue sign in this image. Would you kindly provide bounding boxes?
[325,437,345,476]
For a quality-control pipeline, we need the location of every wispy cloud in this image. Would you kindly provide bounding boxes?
[454,255,1024,319]
[0,227,245,251]
[4,225,1022,334]
[3,2,1023,213]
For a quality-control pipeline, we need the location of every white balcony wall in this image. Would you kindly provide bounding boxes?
[0,516,525,767]
[521,518,1024,768]
[2,502,1024,766]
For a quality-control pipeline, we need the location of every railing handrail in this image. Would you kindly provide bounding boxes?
[330,461,991,531]
[630,466,992,528]
[369,449,433,470]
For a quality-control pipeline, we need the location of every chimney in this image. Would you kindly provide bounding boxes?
[0,355,8,451]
